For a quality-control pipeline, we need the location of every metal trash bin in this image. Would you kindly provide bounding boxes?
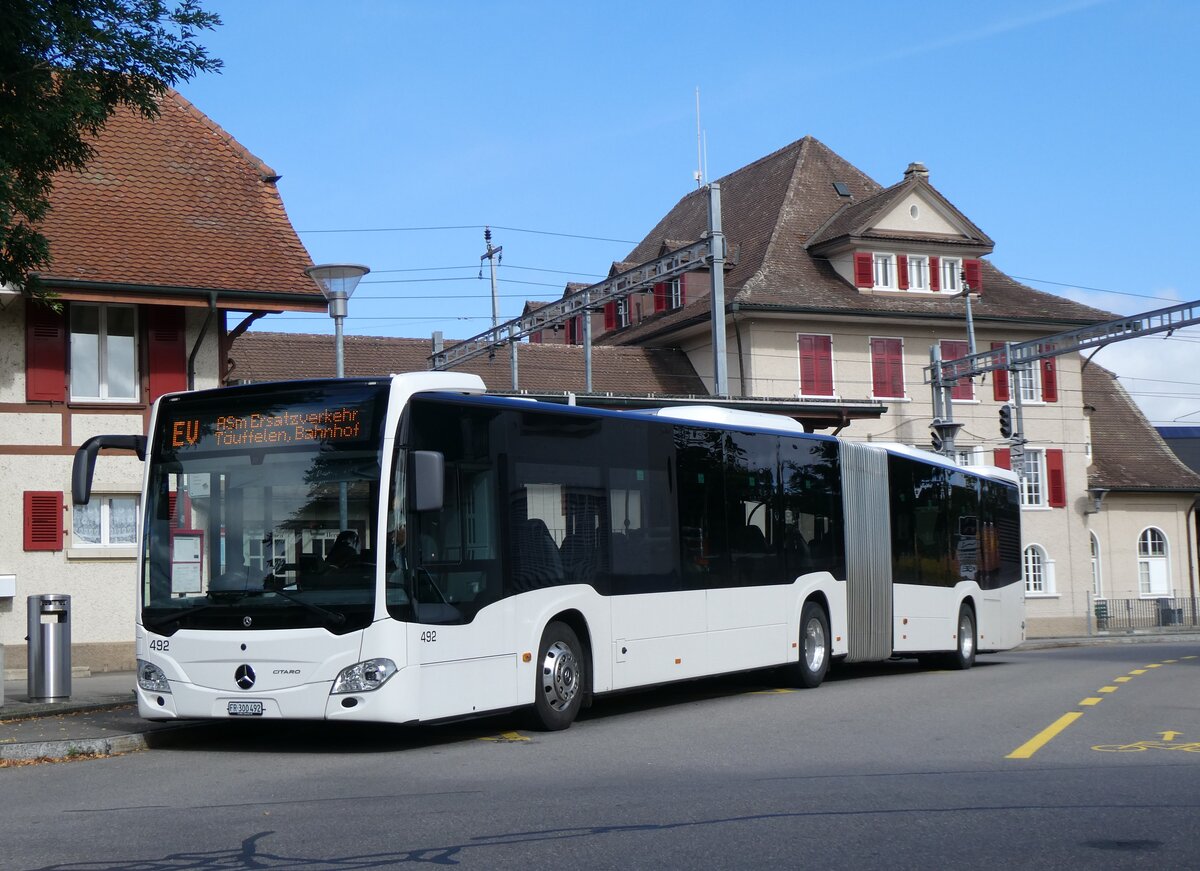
[1157,597,1181,627]
[27,594,71,701]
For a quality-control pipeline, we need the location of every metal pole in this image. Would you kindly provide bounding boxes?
[708,183,728,397]
[510,326,518,390]
[333,310,345,379]
[583,290,593,393]
[482,227,502,333]
[963,289,977,357]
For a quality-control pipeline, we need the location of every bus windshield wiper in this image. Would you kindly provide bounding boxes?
[144,604,220,634]
[249,587,346,626]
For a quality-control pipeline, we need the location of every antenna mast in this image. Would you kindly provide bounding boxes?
[694,87,704,188]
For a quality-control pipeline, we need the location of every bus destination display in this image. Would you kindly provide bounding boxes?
[166,402,373,452]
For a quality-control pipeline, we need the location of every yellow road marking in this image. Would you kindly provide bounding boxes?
[1183,656,1197,660]
[1080,698,1103,706]
[749,688,796,694]
[1161,731,1182,741]
[480,731,531,743]
[1163,659,1178,664]
[1098,686,1118,693]
[1007,712,1083,759]
[1146,664,1163,668]
[1130,669,1147,674]
[1114,677,1132,683]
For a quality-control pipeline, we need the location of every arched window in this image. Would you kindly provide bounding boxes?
[1023,544,1052,595]
[1138,527,1170,596]
[1090,532,1102,599]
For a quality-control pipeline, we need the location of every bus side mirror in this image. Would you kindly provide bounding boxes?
[412,450,444,512]
[72,434,147,505]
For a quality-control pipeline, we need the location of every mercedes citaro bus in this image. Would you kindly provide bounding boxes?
[73,372,1023,730]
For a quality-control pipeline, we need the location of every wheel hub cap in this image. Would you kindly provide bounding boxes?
[542,640,580,711]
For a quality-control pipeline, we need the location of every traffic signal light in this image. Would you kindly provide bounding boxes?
[930,428,944,452]
[999,403,1014,439]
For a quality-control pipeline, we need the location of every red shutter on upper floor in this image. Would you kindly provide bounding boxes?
[870,338,904,398]
[993,448,1011,470]
[929,257,941,292]
[853,253,873,288]
[940,340,973,400]
[964,258,983,292]
[897,255,909,291]
[798,335,833,396]
[24,491,64,551]
[653,283,667,312]
[146,306,187,402]
[1041,357,1058,402]
[25,302,67,402]
[603,302,616,331]
[1046,449,1066,507]
[992,342,1010,401]
[530,331,542,344]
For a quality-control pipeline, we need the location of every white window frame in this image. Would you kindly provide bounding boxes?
[940,257,962,293]
[68,492,140,559]
[873,253,897,290]
[1019,448,1047,508]
[668,277,683,309]
[616,298,630,328]
[1015,363,1043,404]
[1023,543,1056,596]
[955,445,985,467]
[907,255,929,291]
[1137,527,1170,597]
[69,302,139,403]
[1090,531,1103,599]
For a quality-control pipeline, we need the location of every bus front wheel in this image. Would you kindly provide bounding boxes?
[530,621,585,731]
[788,601,830,689]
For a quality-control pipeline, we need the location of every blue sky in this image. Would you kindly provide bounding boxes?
[177,0,1200,423]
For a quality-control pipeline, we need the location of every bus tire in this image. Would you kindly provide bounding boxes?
[947,605,977,671]
[530,621,585,731]
[788,600,830,689]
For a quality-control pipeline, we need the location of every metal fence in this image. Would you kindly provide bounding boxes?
[1094,597,1200,633]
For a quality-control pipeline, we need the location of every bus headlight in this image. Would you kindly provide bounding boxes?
[332,658,397,694]
[137,659,171,693]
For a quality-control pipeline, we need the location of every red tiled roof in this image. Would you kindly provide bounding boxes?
[602,136,1115,346]
[36,89,319,303]
[228,331,707,396]
[1084,365,1200,491]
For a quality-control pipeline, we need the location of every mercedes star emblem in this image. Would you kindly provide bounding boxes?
[235,664,256,690]
[243,616,252,627]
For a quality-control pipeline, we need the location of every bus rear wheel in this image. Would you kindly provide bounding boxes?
[946,605,977,671]
[530,621,585,731]
[787,601,830,689]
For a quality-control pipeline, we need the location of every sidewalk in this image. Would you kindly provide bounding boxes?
[2,631,1198,762]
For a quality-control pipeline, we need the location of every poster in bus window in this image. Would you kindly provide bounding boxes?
[172,531,204,594]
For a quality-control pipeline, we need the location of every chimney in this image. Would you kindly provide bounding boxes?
[904,162,929,181]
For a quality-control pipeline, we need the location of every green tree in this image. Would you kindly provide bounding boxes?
[0,0,222,295]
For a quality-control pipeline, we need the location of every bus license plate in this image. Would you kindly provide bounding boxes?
[227,701,264,717]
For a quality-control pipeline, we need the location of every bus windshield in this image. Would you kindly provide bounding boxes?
[141,381,390,635]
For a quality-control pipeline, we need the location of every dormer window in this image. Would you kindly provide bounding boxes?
[873,253,896,290]
[940,257,962,293]
[907,256,929,291]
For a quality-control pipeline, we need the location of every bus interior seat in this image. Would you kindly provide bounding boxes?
[512,518,563,590]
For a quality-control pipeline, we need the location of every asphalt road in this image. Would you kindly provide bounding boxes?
[4,641,1199,870]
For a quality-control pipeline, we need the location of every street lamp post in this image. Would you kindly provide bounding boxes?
[305,263,370,378]
[305,263,369,530]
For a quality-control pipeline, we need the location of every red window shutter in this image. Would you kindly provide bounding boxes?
[653,283,667,313]
[799,335,833,396]
[1041,357,1058,402]
[993,448,1011,470]
[940,340,973,400]
[992,342,1010,401]
[24,491,64,551]
[25,303,67,402]
[897,255,909,291]
[1046,449,1066,507]
[964,258,983,292]
[853,253,873,288]
[530,331,542,344]
[146,306,187,402]
[871,338,903,398]
[929,257,941,292]
[168,491,192,528]
[603,302,616,331]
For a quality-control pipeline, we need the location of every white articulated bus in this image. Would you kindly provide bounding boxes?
[73,372,1023,730]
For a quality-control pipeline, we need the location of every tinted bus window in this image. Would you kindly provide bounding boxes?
[781,438,844,578]
[725,431,783,586]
